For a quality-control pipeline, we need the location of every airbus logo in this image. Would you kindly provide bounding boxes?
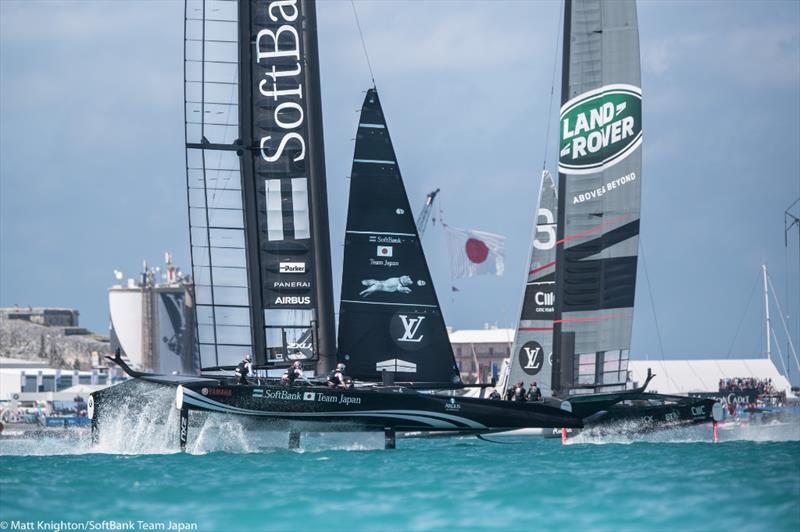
[397,315,425,343]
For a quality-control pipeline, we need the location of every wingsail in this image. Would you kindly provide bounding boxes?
[552,0,642,395]
[508,170,558,396]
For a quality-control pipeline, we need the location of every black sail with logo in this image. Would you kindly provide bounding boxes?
[337,89,461,385]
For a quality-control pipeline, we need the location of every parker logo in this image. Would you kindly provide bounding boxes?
[559,84,642,175]
[279,262,306,274]
[519,341,544,376]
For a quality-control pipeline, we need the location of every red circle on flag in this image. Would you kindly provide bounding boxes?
[465,238,489,264]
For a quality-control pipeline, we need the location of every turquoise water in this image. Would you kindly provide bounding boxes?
[1,426,799,531]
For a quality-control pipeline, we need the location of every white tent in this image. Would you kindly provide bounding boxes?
[628,358,793,396]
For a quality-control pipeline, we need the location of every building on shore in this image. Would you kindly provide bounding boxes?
[109,253,200,374]
[448,327,514,383]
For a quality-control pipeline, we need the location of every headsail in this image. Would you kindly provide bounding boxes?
[337,89,461,385]
[184,0,335,370]
[552,0,641,395]
[508,170,558,396]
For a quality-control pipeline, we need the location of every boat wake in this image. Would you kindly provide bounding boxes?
[0,382,385,456]
[567,416,800,445]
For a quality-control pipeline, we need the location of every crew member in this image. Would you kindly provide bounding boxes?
[327,363,349,389]
[282,361,303,386]
[488,389,501,400]
[513,381,527,402]
[527,382,542,402]
[504,385,515,401]
[235,354,253,385]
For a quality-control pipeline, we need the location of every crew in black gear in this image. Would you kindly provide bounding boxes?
[488,389,501,400]
[327,363,349,389]
[513,382,527,402]
[527,382,542,402]
[282,361,303,386]
[235,354,253,385]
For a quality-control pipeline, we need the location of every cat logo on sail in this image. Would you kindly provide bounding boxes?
[559,84,642,175]
[519,341,545,376]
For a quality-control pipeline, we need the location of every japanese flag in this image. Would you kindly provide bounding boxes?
[445,226,505,279]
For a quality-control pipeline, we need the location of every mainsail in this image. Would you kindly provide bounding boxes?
[184,0,335,371]
[552,0,642,395]
[508,170,558,396]
[337,89,461,385]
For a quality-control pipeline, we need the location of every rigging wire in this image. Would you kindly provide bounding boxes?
[350,0,377,89]
[768,275,800,373]
[725,271,761,358]
[541,4,563,171]
[638,240,678,391]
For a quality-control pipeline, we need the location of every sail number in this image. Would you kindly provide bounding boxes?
[533,208,556,250]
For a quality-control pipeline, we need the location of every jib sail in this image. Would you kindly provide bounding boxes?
[552,0,642,395]
[508,171,558,396]
[337,89,461,385]
[184,0,335,371]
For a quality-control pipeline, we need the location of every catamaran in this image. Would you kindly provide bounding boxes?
[90,0,582,450]
[504,0,721,434]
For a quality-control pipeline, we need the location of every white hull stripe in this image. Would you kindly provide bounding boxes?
[183,389,486,429]
[358,123,385,129]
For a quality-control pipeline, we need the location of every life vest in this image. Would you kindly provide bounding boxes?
[236,360,250,376]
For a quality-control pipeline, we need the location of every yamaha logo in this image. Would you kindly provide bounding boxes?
[518,341,545,376]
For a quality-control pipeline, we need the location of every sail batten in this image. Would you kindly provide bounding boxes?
[337,89,461,385]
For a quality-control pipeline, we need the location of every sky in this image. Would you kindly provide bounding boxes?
[1,0,799,380]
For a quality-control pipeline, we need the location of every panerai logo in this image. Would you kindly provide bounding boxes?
[559,84,642,175]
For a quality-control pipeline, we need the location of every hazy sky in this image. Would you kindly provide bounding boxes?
[1,1,799,379]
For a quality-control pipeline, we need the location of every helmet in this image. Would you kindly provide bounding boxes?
[337,363,346,372]
[293,361,302,369]
[244,354,252,361]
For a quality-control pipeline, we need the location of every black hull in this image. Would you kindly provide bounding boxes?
[176,383,583,432]
[541,396,719,438]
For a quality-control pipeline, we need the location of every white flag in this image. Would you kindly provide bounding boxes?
[445,226,505,279]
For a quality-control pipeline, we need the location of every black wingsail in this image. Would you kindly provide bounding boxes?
[185,0,336,372]
[337,89,461,385]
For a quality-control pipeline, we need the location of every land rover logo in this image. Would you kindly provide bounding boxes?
[559,84,642,175]
[518,341,544,376]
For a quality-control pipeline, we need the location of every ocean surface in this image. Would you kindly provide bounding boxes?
[1,418,799,532]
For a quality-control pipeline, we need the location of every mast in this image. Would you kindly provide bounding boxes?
[301,0,337,375]
[551,0,572,396]
[763,263,771,362]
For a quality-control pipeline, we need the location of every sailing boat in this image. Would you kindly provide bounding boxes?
[90,0,582,450]
[505,0,720,433]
